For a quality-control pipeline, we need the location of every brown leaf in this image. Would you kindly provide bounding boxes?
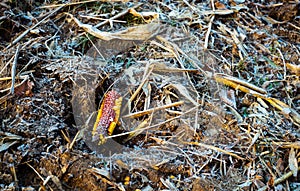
[215,1,226,9]
[267,175,274,188]
[276,158,285,175]
[14,79,34,96]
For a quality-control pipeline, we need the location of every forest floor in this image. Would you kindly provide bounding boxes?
[0,0,299,190]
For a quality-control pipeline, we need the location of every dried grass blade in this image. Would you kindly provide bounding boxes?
[10,45,21,94]
[184,141,244,160]
[40,0,128,8]
[95,3,143,28]
[214,74,266,98]
[123,101,184,119]
[271,141,300,149]
[263,97,300,125]
[215,73,267,94]
[128,65,153,112]
[215,73,300,125]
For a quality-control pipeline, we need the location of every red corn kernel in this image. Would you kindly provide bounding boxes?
[92,90,122,144]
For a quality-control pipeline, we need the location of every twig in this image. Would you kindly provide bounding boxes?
[10,45,21,94]
[214,73,267,94]
[184,141,245,160]
[204,15,215,50]
[79,14,126,23]
[69,130,80,150]
[0,75,29,93]
[182,0,198,13]
[128,65,153,111]
[0,56,14,76]
[0,76,27,81]
[276,48,287,80]
[10,165,19,190]
[107,106,197,139]
[257,167,300,191]
[123,101,184,118]
[39,0,126,8]
[204,0,215,50]
[155,35,206,71]
[85,33,105,60]
[288,22,300,30]
[26,162,45,181]
[259,141,300,149]
[259,156,276,178]
[6,6,63,49]
[26,162,54,191]
[95,3,143,28]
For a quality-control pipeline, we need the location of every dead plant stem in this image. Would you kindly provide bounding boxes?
[10,45,20,94]
[257,167,300,191]
[95,3,143,28]
[6,6,63,49]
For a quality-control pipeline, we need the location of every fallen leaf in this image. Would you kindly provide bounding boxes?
[68,13,160,41]
[215,1,226,9]
[288,147,298,177]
